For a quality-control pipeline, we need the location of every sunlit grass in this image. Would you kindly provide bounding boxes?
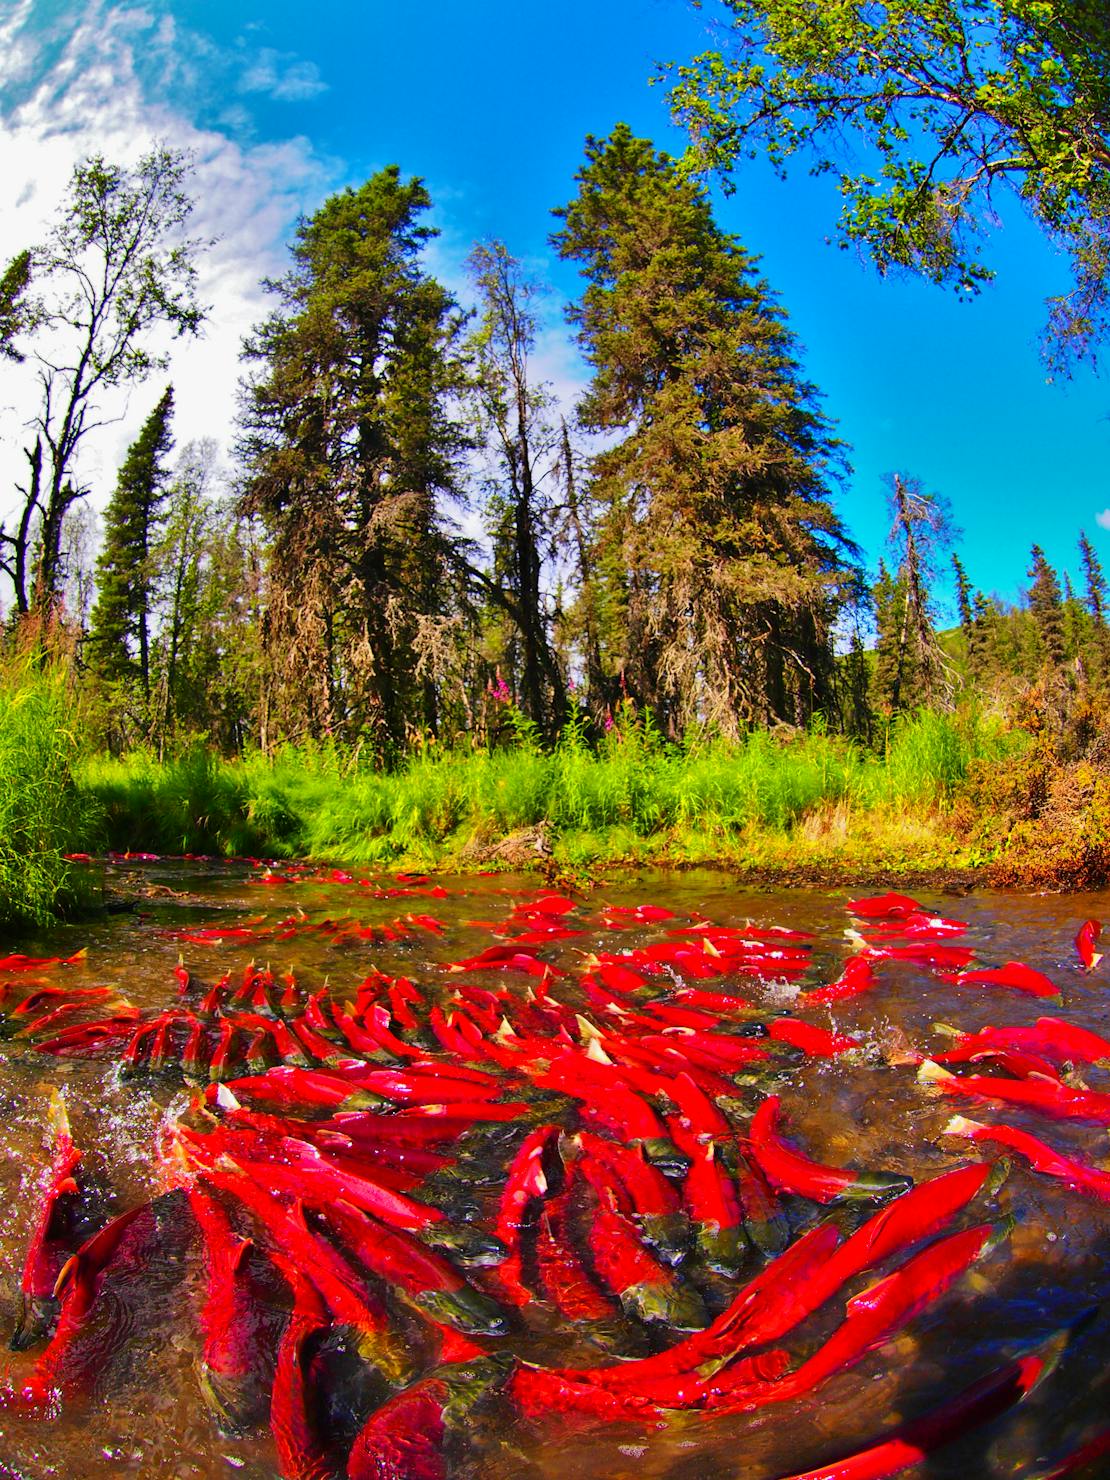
[74,704,1025,875]
[0,653,99,927]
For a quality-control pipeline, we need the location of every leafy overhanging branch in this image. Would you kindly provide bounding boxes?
[666,0,1110,369]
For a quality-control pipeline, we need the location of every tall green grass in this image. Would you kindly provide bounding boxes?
[80,747,264,857]
[0,654,99,927]
[76,705,1024,870]
[878,707,991,805]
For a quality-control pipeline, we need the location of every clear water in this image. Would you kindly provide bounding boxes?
[0,862,1107,1478]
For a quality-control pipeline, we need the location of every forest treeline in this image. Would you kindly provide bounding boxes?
[2,129,1110,928]
[1,132,1106,765]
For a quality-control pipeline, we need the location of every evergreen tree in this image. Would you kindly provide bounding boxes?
[951,553,973,637]
[950,551,977,681]
[969,592,994,679]
[1061,571,1087,662]
[842,625,873,742]
[871,558,907,716]
[1077,528,1110,677]
[239,169,469,753]
[152,444,210,747]
[836,574,873,741]
[552,125,854,736]
[1027,544,1066,667]
[1078,531,1108,628]
[87,386,175,699]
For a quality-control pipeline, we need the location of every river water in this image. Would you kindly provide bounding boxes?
[0,862,1107,1478]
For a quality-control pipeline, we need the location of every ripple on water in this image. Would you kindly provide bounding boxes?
[0,867,1108,1477]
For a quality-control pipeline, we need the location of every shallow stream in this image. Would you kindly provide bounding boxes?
[0,862,1107,1478]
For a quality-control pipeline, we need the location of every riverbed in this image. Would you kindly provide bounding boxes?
[0,861,1107,1478]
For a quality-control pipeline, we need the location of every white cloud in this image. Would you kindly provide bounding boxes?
[0,0,40,91]
[1097,509,1110,531]
[0,0,333,533]
[239,46,326,103]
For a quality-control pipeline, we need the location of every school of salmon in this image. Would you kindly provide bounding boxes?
[1,863,1109,1478]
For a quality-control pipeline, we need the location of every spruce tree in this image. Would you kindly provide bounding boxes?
[1027,544,1066,667]
[950,551,977,681]
[1078,531,1108,628]
[969,592,993,679]
[951,553,973,637]
[88,385,174,697]
[552,125,854,736]
[239,169,468,753]
[871,559,907,716]
[1061,572,1087,662]
[1077,529,1110,677]
[837,575,873,740]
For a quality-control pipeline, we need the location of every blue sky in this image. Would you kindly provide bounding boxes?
[1,0,1108,616]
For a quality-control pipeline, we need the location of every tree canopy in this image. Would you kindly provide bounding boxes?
[0,251,32,364]
[1028,541,1066,665]
[667,0,1110,369]
[6,134,1110,766]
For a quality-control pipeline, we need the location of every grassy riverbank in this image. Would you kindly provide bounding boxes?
[6,679,1108,929]
[78,708,1017,875]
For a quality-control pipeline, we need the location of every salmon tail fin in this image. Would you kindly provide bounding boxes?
[917,1059,955,1085]
[944,1115,986,1138]
[45,1087,71,1143]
